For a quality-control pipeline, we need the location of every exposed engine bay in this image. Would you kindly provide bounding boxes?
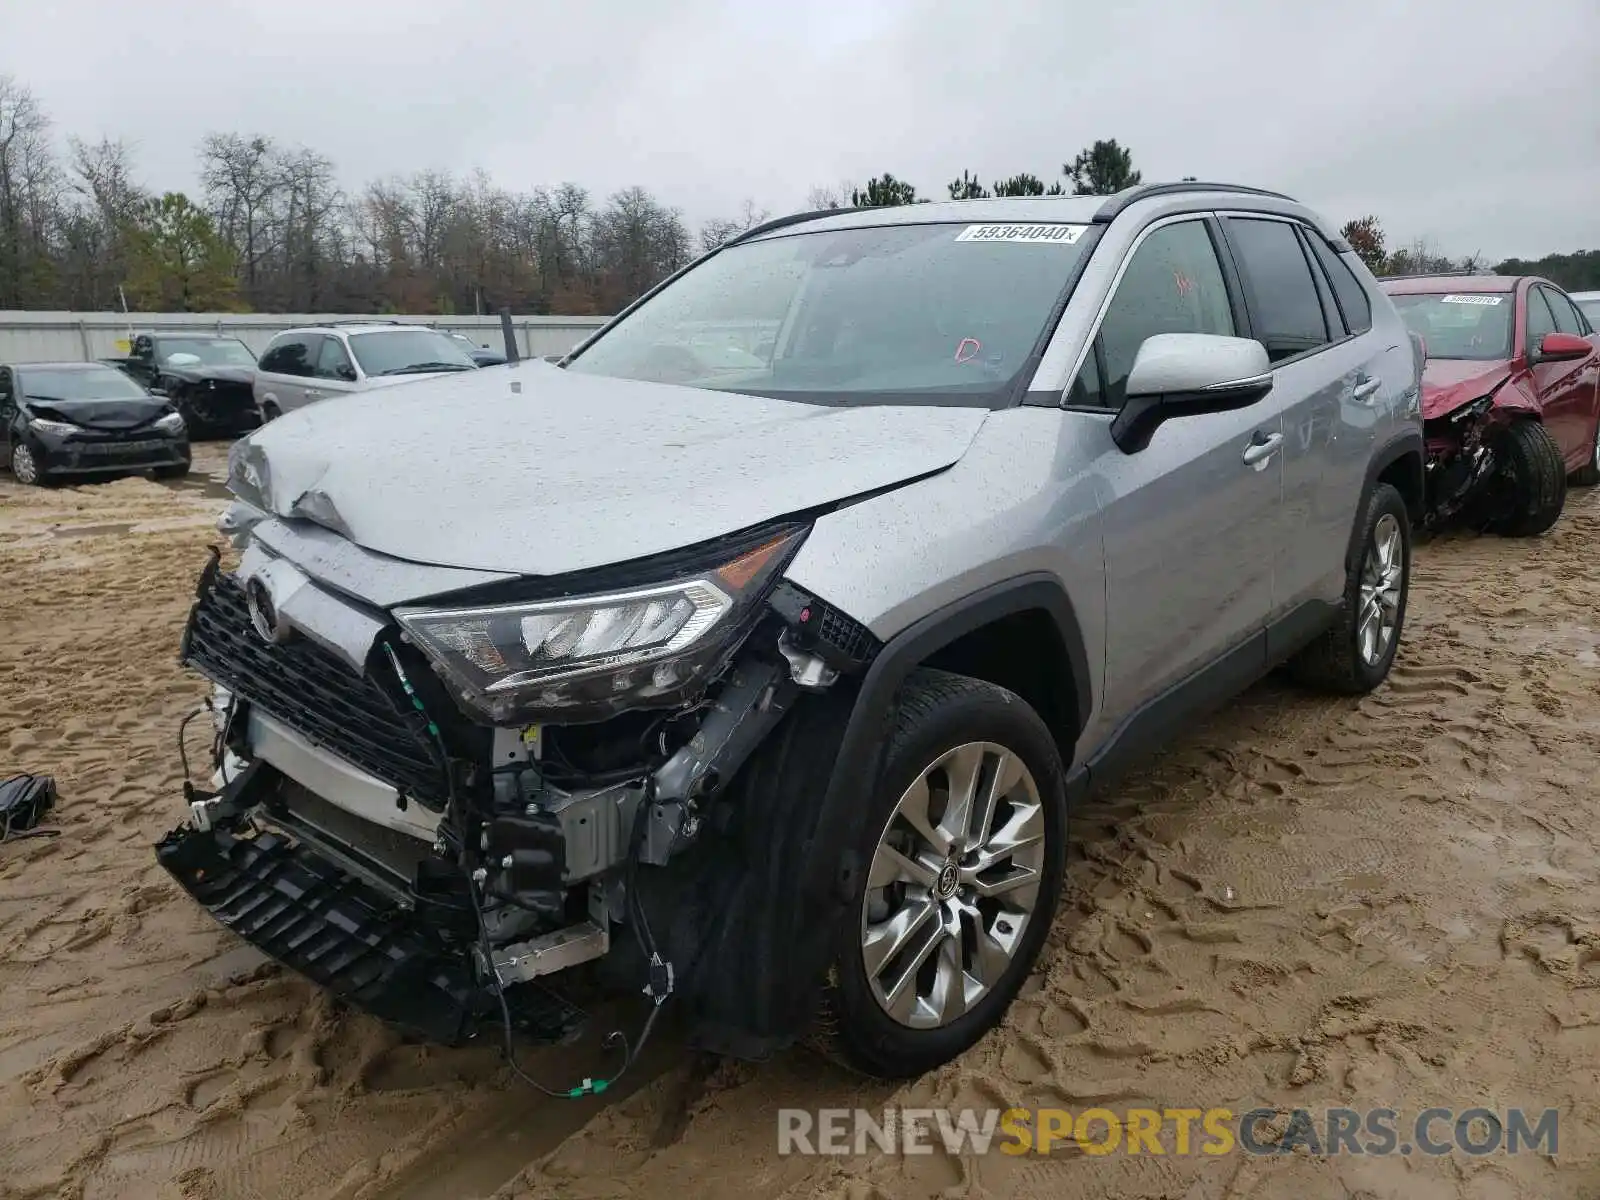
[1422,393,1503,529]
[156,530,879,1081]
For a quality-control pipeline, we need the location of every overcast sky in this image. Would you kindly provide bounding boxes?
[6,0,1597,263]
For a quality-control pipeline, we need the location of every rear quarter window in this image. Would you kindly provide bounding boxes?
[1307,235,1373,335]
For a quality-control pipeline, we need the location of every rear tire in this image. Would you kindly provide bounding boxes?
[1570,416,1600,486]
[1486,420,1566,536]
[811,669,1067,1079]
[1290,482,1410,695]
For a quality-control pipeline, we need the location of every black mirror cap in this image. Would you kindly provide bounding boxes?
[1110,375,1274,455]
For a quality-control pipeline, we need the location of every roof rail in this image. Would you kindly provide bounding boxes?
[1374,270,1484,281]
[1092,181,1297,223]
[329,318,406,326]
[726,204,870,247]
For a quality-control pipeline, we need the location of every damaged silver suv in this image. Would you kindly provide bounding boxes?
[160,182,1424,1082]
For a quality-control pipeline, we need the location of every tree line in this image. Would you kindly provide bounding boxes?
[1336,216,1597,291]
[1,73,1593,317]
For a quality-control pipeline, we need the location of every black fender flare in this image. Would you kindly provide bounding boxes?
[1347,429,1424,571]
[678,574,1095,1056]
[808,573,1092,908]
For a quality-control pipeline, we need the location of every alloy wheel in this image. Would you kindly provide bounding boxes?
[1358,513,1404,665]
[860,741,1046,1030]
[11,444,38,485]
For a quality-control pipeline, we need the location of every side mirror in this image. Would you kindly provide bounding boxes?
[1110,333,1274,454]
[337,364,357,382]
[1532,332,1591,364]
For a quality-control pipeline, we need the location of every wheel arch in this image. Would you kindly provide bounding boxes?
[671,574,1093,1062]
[810,574,1092,900]
[1351,429,1424,569]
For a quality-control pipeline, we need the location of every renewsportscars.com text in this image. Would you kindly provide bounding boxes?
[777,1106,1559,1158]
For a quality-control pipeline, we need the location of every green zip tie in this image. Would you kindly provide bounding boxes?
[384,644,442,738]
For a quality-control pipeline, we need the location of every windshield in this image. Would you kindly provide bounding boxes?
[156,337,257,368]
[1390,292,1514,361]
[563,221,1096,406]
[348,330,477,375]
[21,365,153,402]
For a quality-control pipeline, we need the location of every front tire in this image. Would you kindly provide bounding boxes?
[153,461,192,480]
[1485,420,1566,536]
[9,442,48,487]
[813,669,1067,1079]
[1291,482,1411,695]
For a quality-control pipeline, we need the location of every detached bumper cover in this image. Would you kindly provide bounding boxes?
[155,778,586,1047]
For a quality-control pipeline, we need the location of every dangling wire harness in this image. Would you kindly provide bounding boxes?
[381,641,673,1099]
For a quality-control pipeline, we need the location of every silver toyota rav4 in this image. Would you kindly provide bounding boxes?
[160,182,1425,1083]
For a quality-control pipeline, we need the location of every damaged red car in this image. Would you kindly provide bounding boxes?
[1381,274,1600,536]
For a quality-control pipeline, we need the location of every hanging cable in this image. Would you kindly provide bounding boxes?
[381,641,671,1098]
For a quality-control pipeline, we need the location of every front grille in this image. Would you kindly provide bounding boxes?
[182,571,447,806]
[77,438,168,456]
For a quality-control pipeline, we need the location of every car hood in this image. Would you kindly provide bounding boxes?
[166,364,256,385]
[1420,359,1513,420]
[358,370,476,389]
[230,364,990,577]
[24,397,172,430]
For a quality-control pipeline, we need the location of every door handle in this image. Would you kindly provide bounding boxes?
[304,388,321,398]
[1352,376,1382,401]
[1242,431,1283,468]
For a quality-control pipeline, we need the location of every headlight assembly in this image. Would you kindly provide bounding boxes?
[393,526,807,724]
[155,411,187,435]
[1448,395,1494,424]
[28,417,79,436]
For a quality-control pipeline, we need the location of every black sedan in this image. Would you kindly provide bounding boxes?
[0,361,191,486]
[447,331,508,367]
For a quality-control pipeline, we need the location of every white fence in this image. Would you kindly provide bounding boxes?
[0,311,612,364]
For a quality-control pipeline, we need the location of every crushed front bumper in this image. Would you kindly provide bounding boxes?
[155,763,586,1047]
[35,434,189,475]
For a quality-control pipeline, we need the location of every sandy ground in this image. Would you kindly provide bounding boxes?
[1,444,1597,1200]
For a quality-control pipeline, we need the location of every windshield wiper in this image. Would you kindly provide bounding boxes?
[379,362,475,376]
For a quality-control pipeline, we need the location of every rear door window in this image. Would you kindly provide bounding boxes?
[1542,287,1584,336]
[259,334,320,377]
[1222,217,1331,362]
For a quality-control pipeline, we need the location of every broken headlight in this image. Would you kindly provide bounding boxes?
[393,527,806,724]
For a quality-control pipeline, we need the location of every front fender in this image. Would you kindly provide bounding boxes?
[1489,380,1541,418]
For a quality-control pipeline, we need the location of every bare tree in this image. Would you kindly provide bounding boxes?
[699,198,770,253]
[199,133,285,299]
[0,76,59,307]
[0,74,1555,315]
[804,181,855,211]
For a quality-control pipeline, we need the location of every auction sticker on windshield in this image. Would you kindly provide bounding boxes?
[1440,294,1503,305]
[955,224,1088,244]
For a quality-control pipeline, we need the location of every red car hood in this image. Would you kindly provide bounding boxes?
[1420,359,1512,421]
